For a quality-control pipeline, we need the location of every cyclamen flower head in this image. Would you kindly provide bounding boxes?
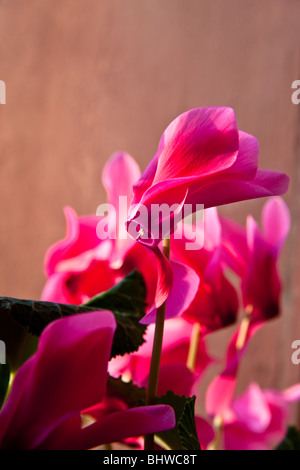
[170,207,239,332]
[221,383,300,450]
[41,152,200,324]
[220,196,290,322]
[126,107,289,247]
[198,382,300,450]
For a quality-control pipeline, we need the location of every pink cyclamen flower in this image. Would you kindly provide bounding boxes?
[221,383,300,450]
[170,207,239,333]
[41,152,199,324]
[220,196,290,322]
[126,107,289,247]
[199,382,300,450]
[0,311,175,449]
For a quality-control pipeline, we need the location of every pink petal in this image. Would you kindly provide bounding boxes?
[49,405,176,450]
[219,215,248,277]
[195,416,215,450]
[102,152,141,259]
[0,311,116,449]
[222,131,259,180]
[41,271,73,303]
[153,107,239,183]
[42,260,116,305]
[243,216,281,320]
[140,258,198,324]
[281,383,300,403]
[232,383,271,433]
[44,207,102,276]
[102,151,141,207]
[206,374,237,420]
[185,169,290,209]
[261,196,291,253]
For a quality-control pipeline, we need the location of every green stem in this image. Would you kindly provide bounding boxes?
[144,238,170,450]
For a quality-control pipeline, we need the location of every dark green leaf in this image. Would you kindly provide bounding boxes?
[178,396,201,450]
[156,391,201,451]
[0,270,147,359]
[275,426,300,450]
[0,297,88,336]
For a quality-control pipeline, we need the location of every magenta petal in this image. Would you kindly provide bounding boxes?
[186,169,290,209]
[0,311,116,449]
[140,246,174,321]
[0,358,33,443]
[219,215,248,277]
[148,363,196,397]
[40,272,72,303]
[196,416,215,450]
[127,183,188,247]
[281,383,300,403]
[102,151,141,206]
[102,152,141,258]
[243,217,281,320]
[231,383,271,433]
[61,405,175,450]
[153,107,239,183]
[205,374,237,420]
[141,258,198,324]
[261,196,291,252]
[205,322,262,419]
[222,131,259,180]
[165,260,199,319]
[44,207,101,276]
[131,153,159,206]
[44,206,79,276]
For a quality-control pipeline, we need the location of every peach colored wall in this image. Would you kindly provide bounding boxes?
[0,0,299,424]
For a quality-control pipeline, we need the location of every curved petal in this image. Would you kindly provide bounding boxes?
[102,151,141,207]
[153,107,239,183]
[185,169,290,209]
[48,405,176,450]
[140,258,198,324]
[261,197,291,253]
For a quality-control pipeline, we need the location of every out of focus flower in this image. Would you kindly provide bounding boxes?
[206,382,300,450]
[0,311,175,449]
[170,207,239,333]
[220,196,290,322]
[127,107,289,247]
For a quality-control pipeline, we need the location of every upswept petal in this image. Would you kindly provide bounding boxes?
[53,405,176,450]
[102,151,141,207]
[153,107,239,183]
[261,196,291,253]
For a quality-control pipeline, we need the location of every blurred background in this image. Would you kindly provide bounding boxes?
[0,0,299,425]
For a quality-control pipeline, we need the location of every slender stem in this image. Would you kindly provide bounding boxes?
[186,322,201,372]
[207,415,223,450]
[144,238,170,451]
[235,305,253,350]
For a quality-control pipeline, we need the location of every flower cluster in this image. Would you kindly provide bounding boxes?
[0,107,298,451]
